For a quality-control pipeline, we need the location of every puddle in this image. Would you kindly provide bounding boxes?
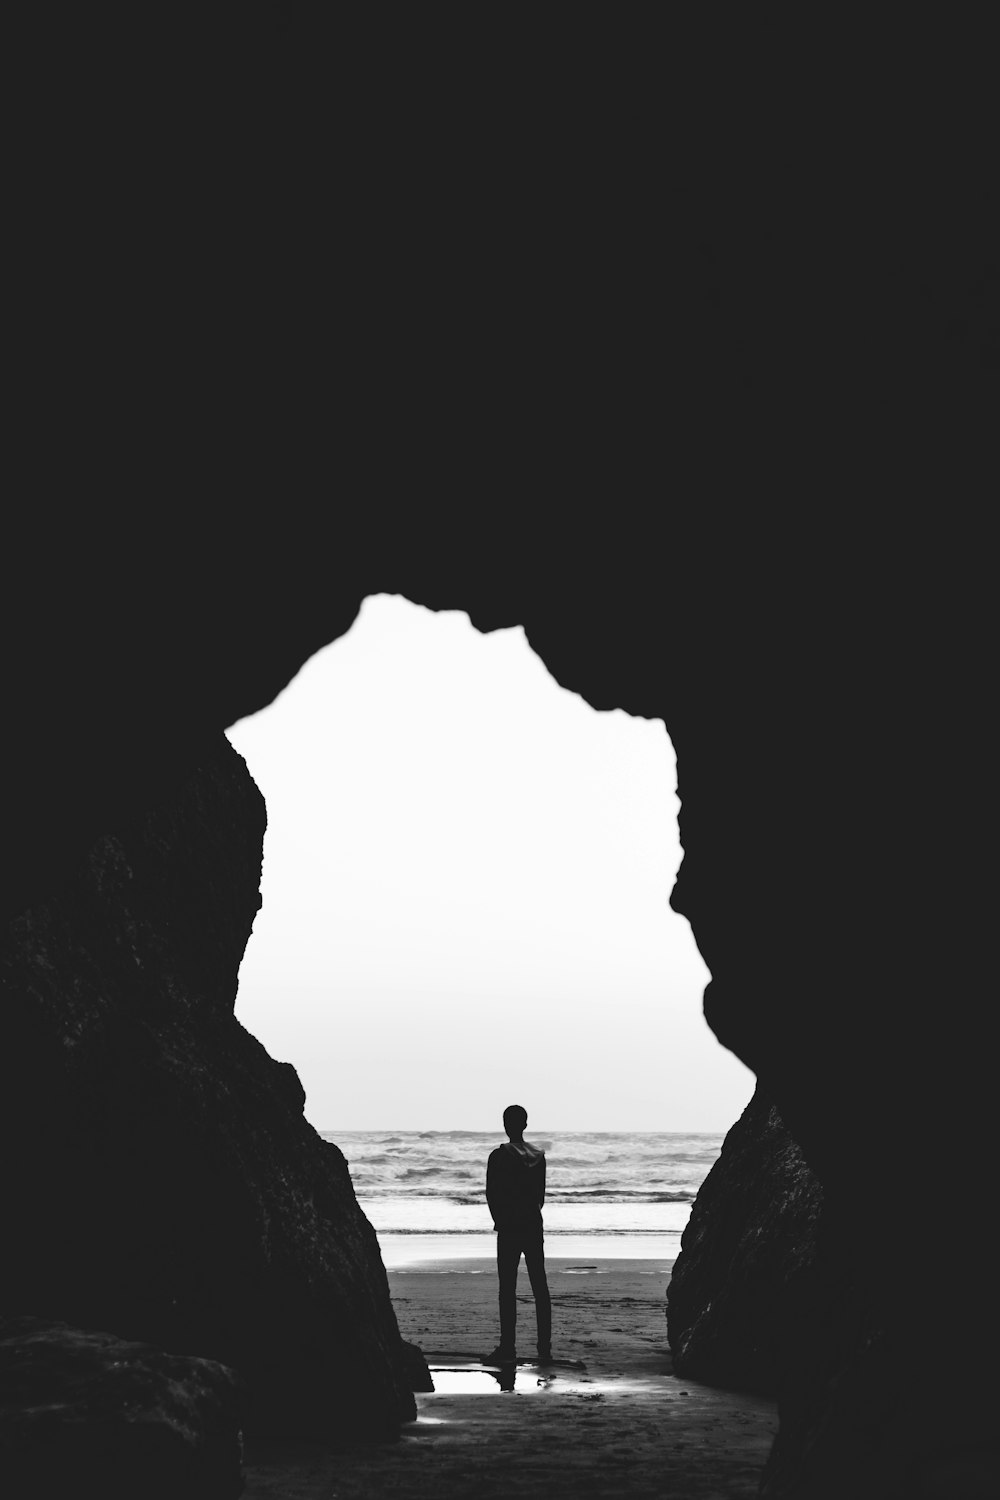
[426,1364,659,1397]
[429,1367,560,1395]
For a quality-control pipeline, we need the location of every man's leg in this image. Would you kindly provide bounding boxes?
[496,1228,521,1357]
[524,1227,552,1357]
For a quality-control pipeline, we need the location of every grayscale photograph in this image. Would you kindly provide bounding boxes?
[2,9,994,1499]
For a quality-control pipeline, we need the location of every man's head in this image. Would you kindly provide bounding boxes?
[503,1104,528,1138]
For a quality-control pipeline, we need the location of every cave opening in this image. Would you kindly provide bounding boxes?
[225,592,753,1267]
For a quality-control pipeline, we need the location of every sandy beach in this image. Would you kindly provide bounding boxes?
[243,1252,777,1499]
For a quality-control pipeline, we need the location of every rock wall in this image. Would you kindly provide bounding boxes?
[0,1318,244,1500]
[666,1087,825,1396]
[0,736,416,1442]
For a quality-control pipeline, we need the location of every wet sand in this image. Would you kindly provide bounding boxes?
[243,1256,778,1499]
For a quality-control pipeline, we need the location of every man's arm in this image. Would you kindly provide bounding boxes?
[537,1156,546,1211]
[486,1150,500,1229]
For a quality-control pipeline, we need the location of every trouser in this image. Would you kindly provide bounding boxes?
[497,1220,551,1354]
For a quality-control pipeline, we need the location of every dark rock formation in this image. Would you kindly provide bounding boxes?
[401,1342,435,1394]
[0,1317,244,1500]
[0,737,415,1441]
[666,1087,825,1395]
[667,1092,926,1497]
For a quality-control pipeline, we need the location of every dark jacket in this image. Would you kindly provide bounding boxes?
[486,1141,546,1230]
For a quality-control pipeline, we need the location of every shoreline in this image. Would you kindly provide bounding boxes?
[381,1237,678,1271]
[243,1253,778,1498]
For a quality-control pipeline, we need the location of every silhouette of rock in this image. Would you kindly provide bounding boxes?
[0,1317,243,1500]
[0,737,415,1442]
[400,1341,435,1392]
[666,1086,825,1393]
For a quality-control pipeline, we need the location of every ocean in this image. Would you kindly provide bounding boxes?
[321,1130,724,1269]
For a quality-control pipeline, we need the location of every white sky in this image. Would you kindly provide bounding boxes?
[225,594,754,1133]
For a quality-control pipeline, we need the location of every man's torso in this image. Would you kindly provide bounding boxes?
[487,1143,545,1229]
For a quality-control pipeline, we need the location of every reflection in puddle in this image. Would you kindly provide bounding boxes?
[426,1365,656,1397]
[429,1368,557,1395]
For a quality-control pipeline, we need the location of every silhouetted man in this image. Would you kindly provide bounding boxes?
[484,1104,552,1366]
